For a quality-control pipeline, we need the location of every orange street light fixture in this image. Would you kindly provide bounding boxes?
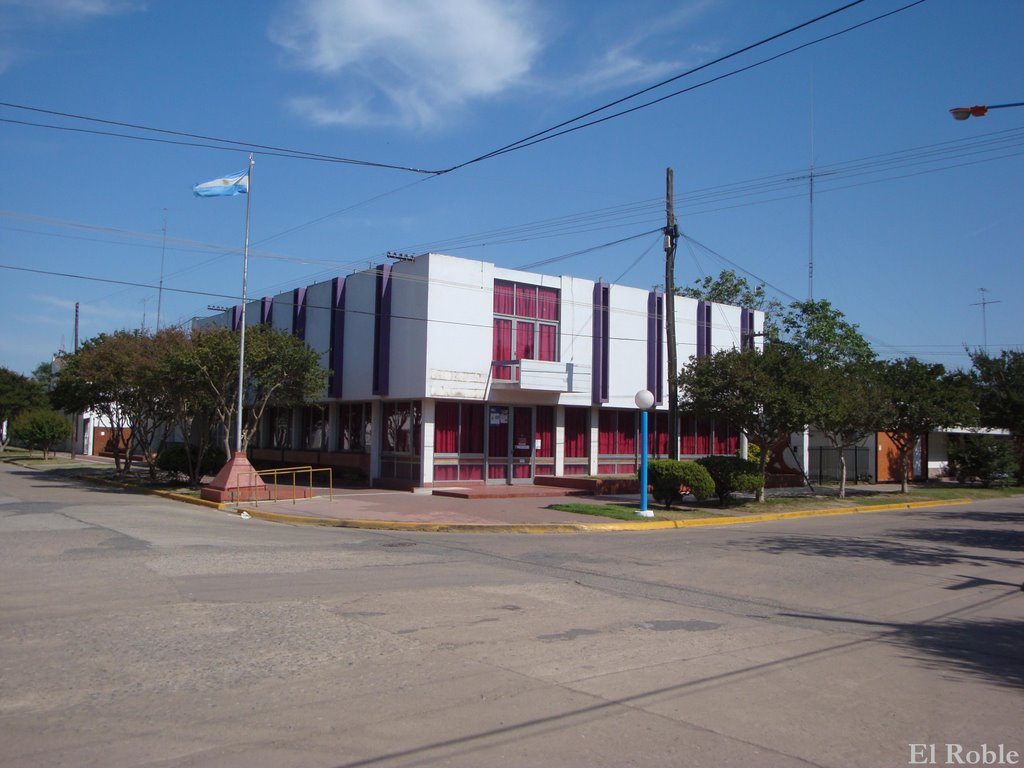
[949,102,1024,120]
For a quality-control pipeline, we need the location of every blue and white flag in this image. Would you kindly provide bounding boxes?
[193,170,249,197]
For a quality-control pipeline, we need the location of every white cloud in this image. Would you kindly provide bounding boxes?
[0,0,141,73]
[270,0,543,130]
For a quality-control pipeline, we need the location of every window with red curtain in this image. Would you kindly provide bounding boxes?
[535,406,554,457]
[488,407,508,458]
[695,416,712,455]
[565,407,588,458]
[515,284,537,318]
[538,324,557,361]
[516,321,535,360]
[598,411,616,455]
[435,402,458,454]
[492,318,512,379]
[460,403,484,453]
[681,413,697,455]
[538,287,559,321]
[493,280,514,314]
[712,420,728,455]
[617,411,636,455]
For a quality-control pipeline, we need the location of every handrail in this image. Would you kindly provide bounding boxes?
[237,465,334,506]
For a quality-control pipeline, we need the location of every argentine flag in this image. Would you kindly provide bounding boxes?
[193,170,249,197]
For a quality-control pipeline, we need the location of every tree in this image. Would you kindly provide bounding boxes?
[780,299,875,367]
[679,269,784,335]
[0,367,49,452]
[877,358,976,493]
[970,349,1024,479]
[186,325,326,457]
[11,409,71,459]
[679,344,812,501]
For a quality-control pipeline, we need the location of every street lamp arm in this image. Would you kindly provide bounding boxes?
[949,102,1024,120]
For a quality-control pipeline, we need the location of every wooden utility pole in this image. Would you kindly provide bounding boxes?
[664,168,680,460]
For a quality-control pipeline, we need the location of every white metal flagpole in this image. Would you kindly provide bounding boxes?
[235,153,254,454]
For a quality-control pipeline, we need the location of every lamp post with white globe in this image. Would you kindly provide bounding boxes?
[635,389,656,518]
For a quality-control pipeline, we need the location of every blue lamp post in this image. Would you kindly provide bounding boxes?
[635,389,655,518]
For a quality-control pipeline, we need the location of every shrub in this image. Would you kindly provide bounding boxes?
[643,459,716,509]
[697,456,762,504]
[10,409,71,459]
[156,443,227,482]
[947,435,1017,487]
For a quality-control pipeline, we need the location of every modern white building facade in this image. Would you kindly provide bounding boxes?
[198,252,764,489]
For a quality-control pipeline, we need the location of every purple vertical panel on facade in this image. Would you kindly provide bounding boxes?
[231,305,242,331]
[741,308,753,350]
[592,283,609,404]
[647,291,664,404]
[329,277,346,398]
[261,296,273,325]
[697,301,712,357]
[293,287,307,341]
[373,265,392,396]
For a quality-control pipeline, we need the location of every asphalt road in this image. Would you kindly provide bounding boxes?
[1,461,1021,768]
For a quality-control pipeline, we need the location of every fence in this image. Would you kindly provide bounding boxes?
[807,447,870,485]
[240,465,334,505]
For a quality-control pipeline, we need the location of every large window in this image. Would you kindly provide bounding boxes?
[492,280,559,380]
[336,403,371,453]
[302,405,328,451]
[381,401,422,482]
[598,409,637,475]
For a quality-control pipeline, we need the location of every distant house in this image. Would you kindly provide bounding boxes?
[197,252,764,490]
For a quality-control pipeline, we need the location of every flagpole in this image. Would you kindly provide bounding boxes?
[236,153,254,453]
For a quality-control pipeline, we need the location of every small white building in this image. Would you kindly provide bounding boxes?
[197,252,764,489]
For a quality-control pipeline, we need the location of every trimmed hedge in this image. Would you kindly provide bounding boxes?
[697,456,762,504]
[643,459,716,509]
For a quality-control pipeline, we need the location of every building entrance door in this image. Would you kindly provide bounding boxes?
[486,405,534,484]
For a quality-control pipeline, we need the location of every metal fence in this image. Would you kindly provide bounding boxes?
[807,447,871,485]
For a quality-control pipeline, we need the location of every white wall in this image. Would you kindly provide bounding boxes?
[304,280,334,400]
[387,258,430,399]
[340,270,376,400]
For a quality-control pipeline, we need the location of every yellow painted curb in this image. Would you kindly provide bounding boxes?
[230,497,972,533]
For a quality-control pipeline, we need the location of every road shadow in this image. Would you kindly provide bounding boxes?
[923,509,1024,524]
[783,612,1024,690]
[888,527,1024,553]
[745,533,1021,567]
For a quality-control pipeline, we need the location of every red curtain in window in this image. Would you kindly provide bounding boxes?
[538,324,556,361]
[538,287,559,320]
[435,402,458,454]
[618,411,636,455]
[460,403,484,453]
[598,411,615,455]
[515,284,537,318]
[535,406,554,457]
[649,412,669,456]
[695,416,712,455]
[516,321,535,360]
[565,407,588,458]
[725,422,739,455]
[492,318,512,379]
[712,420,728,455]
[493,281,514,314]
[681,413,697,455]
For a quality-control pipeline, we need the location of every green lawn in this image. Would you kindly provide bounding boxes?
[547,502,727,522]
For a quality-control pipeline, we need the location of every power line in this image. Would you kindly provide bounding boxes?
[444,0,926,170]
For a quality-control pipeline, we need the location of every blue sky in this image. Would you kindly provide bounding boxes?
[1,0,1021,377]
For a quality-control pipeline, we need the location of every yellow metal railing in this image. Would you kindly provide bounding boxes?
[239,465,334,506]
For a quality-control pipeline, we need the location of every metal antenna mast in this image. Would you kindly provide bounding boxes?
[970,288,1001,351]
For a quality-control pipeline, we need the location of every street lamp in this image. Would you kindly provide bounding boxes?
[949,102,1024,120]
[634,389,655,518]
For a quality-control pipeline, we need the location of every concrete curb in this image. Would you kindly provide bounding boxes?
[231,497,973,533]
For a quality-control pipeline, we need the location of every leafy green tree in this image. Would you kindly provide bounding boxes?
[680,344,812,501]
[11,409,71,459]
[970,349,1024,479]
[185,325,326,457]
[0,367,49,452]
[679,269,784,334]
[780,299,875,367]
[947,434,1017,487]
[878,358,976,493]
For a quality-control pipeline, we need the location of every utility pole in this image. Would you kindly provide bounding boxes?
[664,168,680,460]
[71,302,79,459]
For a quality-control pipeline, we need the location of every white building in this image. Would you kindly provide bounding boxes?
[198,252,764,489]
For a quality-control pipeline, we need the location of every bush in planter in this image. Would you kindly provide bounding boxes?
[156,443,227,482]
[643,459,716,509]
[697,456,762,504]
[947,435,1016,487]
